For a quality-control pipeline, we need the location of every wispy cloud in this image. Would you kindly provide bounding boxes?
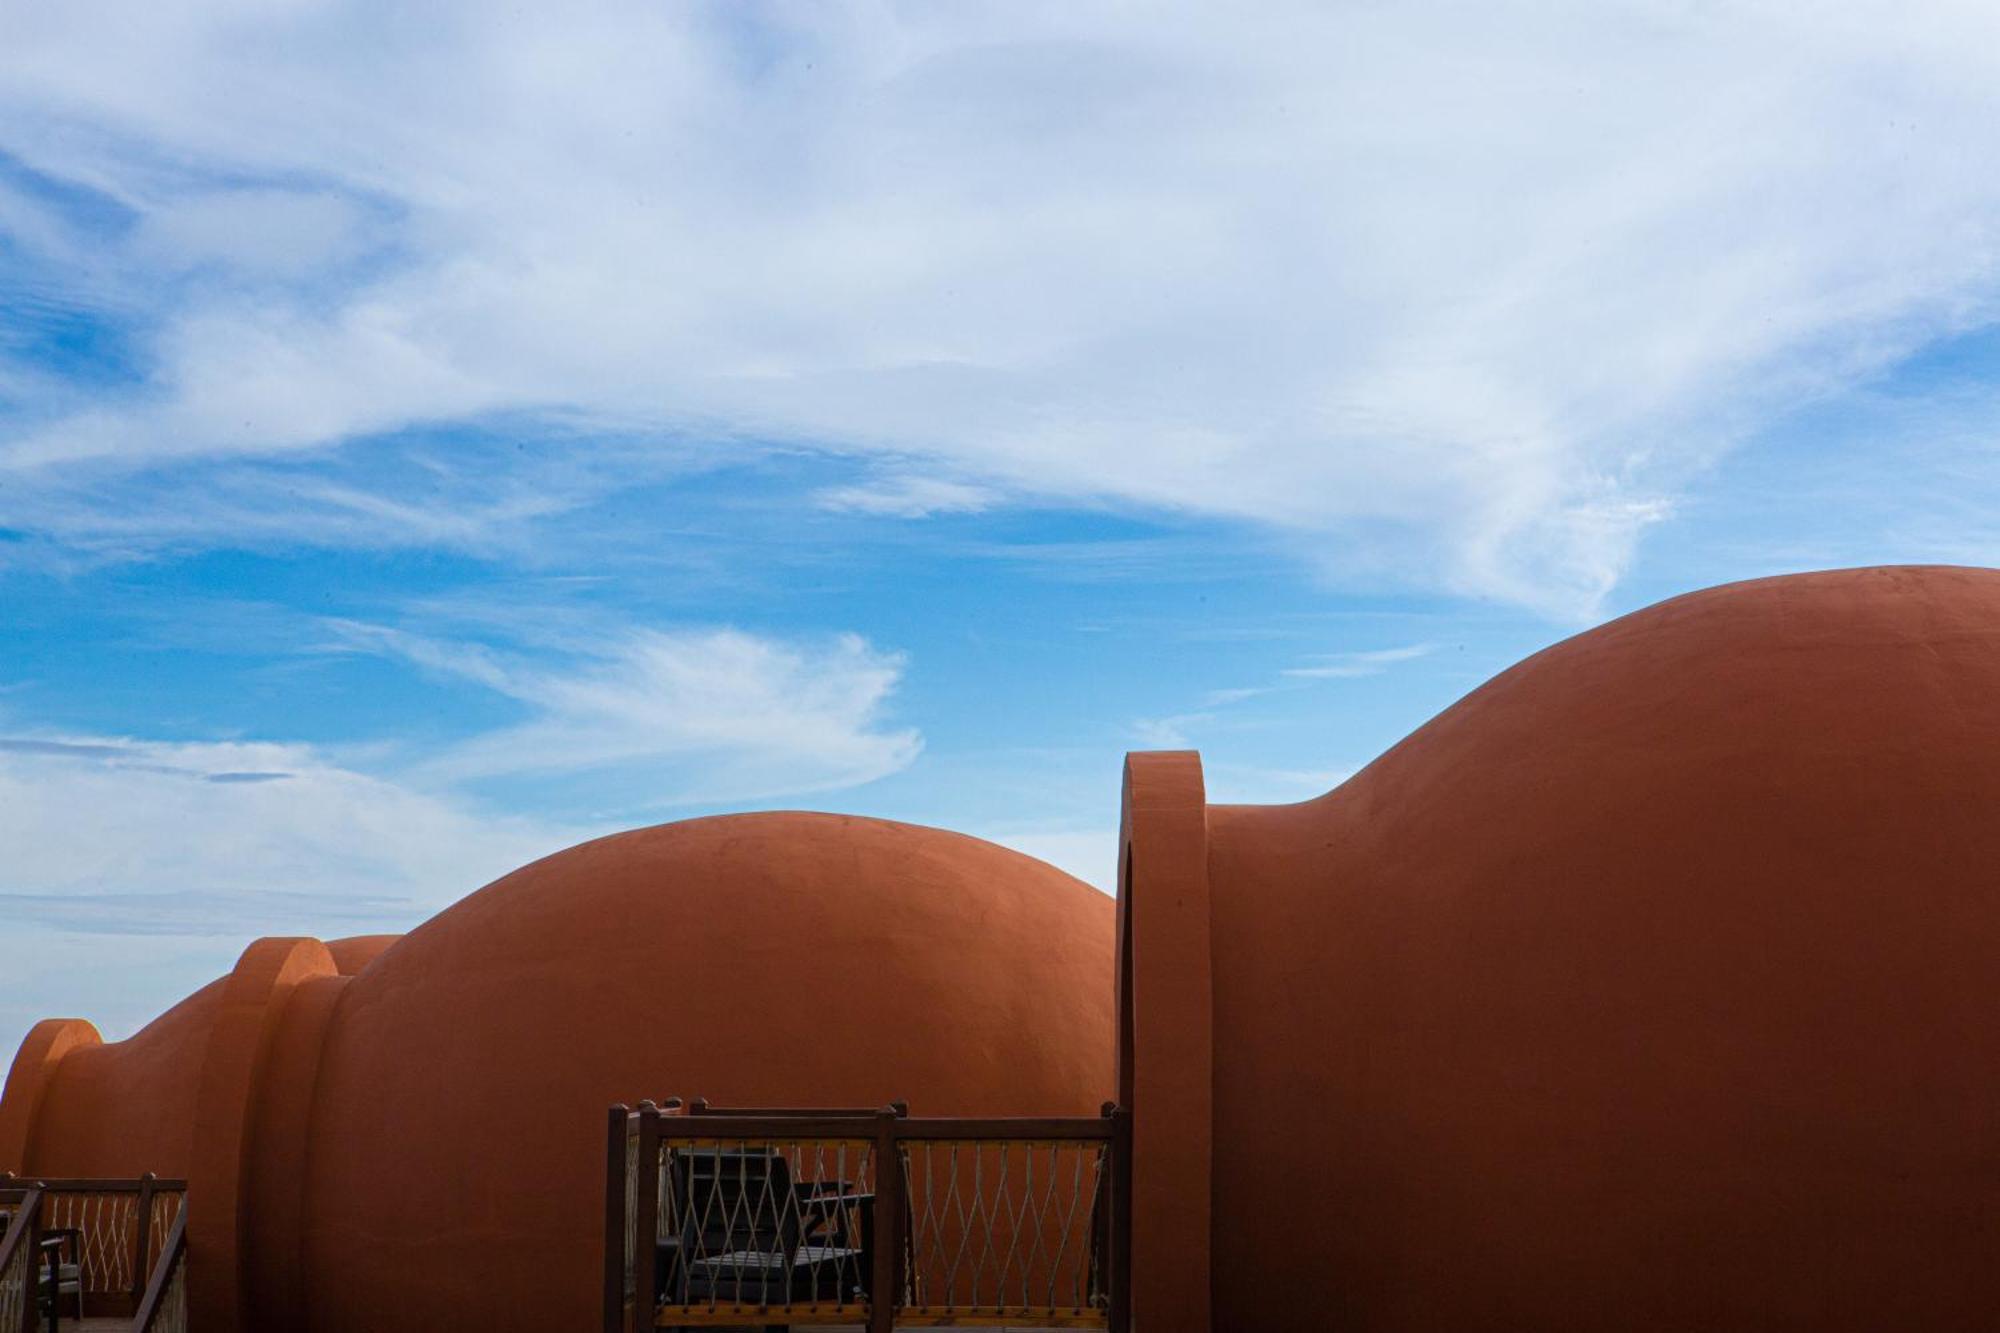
[0,888,413,937]
[0,735,295,782]
[815,475,994,519]
[1283,643,1436,680]
[0,621,924,941]
[1135,642,1437,750]
[0,733,574,934]
[7,3,2000,612]
[331,620,923,805]
[1201,686,1272,706]
[1129,713,1209,749]
[0,727,579,1057]
[1205,761,1357,805]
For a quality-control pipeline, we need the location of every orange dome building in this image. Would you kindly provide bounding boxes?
[3,814,1115,1333]
[1118,565,2000,1330]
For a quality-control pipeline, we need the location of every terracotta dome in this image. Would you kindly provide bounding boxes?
[1135,565,2000,1329]
[296,812,1113,1332]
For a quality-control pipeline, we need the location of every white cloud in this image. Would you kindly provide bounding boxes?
[1284,642,1436,679]
[0,734,580,1061]
[1129,713,1208,750]
[814,475,994,519]
[132,186,373,278]
[0,733,573,929]
[1135,639,1437,751]
[1201,686,1273,706]
[0,624,922,914]
[5,2,2000,613]
[333,621,923,804]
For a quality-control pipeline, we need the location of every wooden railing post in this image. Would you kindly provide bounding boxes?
[25,1186,43,1333]
[633,1101,660,1329]
[604,1106,628,1333]
[133,1170,158,1310]
[133,1208,187,1333]
[1109,1103,1133,1333]
[7,1186,45,1333]
[869,1108,902,1333]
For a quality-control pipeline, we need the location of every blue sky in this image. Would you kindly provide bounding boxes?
[7,0,2000,1054]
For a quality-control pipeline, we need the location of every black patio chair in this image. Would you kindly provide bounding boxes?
[39,1230,83,1330]
[661,1146,871,1331]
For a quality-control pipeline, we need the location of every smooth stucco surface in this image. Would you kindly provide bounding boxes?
[1197,565,2000,1328]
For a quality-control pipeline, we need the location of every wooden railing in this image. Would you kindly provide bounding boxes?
[0,1175,186,1320]
[1,1185,45,1333]
[131,1210,187,1333]
[605,1100,1130,1332]
[0,1176,187,1330]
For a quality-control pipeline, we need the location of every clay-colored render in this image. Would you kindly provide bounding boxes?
[3,934,395,1182]
[1119,565,2000,1329]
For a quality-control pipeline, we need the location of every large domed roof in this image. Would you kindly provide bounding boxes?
[299,812,1114,1332]
[1205,565,2000,1327]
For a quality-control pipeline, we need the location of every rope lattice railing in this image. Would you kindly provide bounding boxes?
[606,1102,1128,1332]
[902,1137,1109,1322]
[42,1187,141,1295]
[49,1182,182,1306]
[145,1188,184,1289]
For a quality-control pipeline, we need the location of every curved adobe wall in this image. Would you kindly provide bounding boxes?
[188,937,338,1333]
[26,992,213,1178]
[0,933,403,1332]
[297,813,1114,1333]
[323,935,398,975]
[0,1018,102,1172]
[0,935,399,1183]
[1129,565,2000,1329]
[1115,752,1211,1333]
[244,971,353,1327]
